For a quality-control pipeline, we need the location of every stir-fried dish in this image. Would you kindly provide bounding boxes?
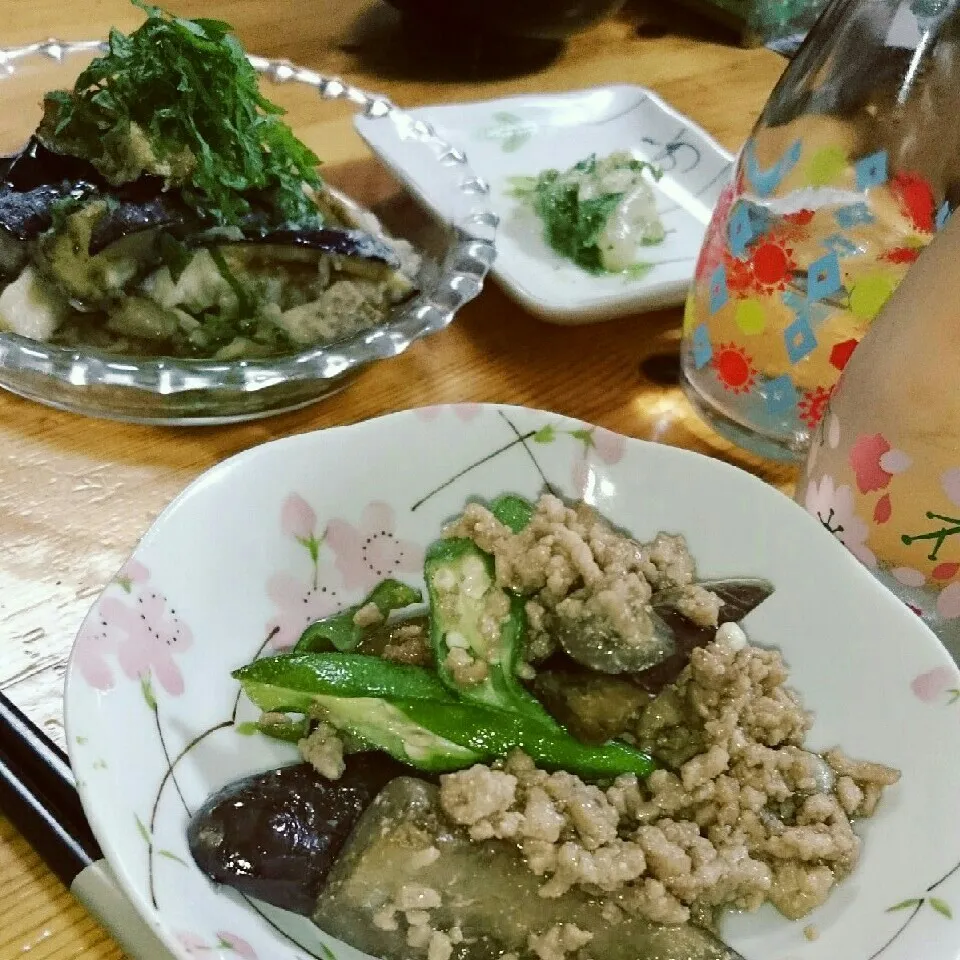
[509,153,665,276]
[0,2,419,359]
[189,493,900,960]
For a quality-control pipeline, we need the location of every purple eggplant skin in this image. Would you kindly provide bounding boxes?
[187,757,408,916]
[0,138,402,272]
[630,578,774,694]
[529,579,775,744]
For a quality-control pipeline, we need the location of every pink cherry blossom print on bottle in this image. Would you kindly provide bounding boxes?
[804,474,877,568]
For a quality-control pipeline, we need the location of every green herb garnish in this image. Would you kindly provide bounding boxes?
[509,153,664,275]
[40,0,323,230]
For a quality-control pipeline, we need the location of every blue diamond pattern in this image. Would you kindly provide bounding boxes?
[764,375,798,415]
[806,252,842,302]
[784,313,818,364]
[727,203,755,257]
[836,203,874,228]
[937,201,952,231]
[709,264,728,315]
[820,233,859,259]
[855,150,888,191]
[692,324,712,369]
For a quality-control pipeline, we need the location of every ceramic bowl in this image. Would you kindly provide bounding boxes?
[65,404,960,960]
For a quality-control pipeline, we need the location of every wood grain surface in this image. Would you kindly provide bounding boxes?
[0,1,791,956]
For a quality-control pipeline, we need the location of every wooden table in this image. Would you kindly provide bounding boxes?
[0,1,791,956]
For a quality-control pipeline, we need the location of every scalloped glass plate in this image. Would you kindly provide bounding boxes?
[0,40,496,424]
[66,403,960,960]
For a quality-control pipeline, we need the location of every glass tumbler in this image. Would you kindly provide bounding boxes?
[681,0,960,461]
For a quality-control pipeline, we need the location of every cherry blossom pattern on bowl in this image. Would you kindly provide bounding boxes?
[66,403,960,960]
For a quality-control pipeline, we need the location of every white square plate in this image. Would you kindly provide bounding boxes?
[356,85,735,324]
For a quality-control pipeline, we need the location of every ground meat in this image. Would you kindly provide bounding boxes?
[438,632,900,927]
[381,622,432,666]
[672,585,724,629]
[297,722,345,780]
[374,887,462,960]
[445,495,720,661]
[353,601,384,628]
[527,923,593,960]
[444,647,489,687]
[638,533,697,590]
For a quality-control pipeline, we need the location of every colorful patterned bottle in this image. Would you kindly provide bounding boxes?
[681,0,960,460]
[796,206,960,661]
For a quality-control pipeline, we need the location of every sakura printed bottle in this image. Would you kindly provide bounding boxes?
[797,204,960,661]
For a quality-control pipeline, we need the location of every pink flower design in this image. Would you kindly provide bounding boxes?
[873,493,892,524]
[571,426,627,498]
[281,493,318,541]
[849,433,893,494]
[266,570,342,650]
[933,562,960,581]
[115,559,149,592]
[415,404,482,422]
[879,449,912,474]
[942,467,960,507]
[892,566,926,588]
[74,581,193,695]
[826,414,841,450]
[911,666,956,702]
[804,474,877,567]
[326,502,424,593]
[217,932,258,960]
[937,581,960,619]
[175,931,257,958]
[592,427,627,464]
[175,932,208,955]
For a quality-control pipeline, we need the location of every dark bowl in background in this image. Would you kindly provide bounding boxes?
[382,0,627,40]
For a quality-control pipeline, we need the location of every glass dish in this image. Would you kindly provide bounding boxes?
[0,41,497,425]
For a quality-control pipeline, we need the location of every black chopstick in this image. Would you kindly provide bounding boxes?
[0,689,102,884]
[0,690,177,957]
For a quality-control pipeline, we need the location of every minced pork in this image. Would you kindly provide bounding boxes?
[439,629,900,925]
[444,495,723,663]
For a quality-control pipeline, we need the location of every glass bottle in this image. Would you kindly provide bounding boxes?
[796,204,960,662]
[681,0,960,461]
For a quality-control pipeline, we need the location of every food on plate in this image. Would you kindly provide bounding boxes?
[0,1,419,359]
[509,152,665,275]
[189,493,900,959]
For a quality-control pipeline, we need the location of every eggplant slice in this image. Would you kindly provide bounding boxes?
[530,578,775,744]
[0,138,402,270]
[187,756,407,916]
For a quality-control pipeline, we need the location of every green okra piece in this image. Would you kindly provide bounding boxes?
[308,694,655,780]
[234,652,454,714]
[255,713,311,743]
[309,695,483,773]
[425,537,558,727]
[489,493,535,533]
[397,698,656,780]
[295,579,422,653]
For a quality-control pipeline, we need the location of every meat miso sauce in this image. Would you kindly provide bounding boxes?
[189,493,900,959]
